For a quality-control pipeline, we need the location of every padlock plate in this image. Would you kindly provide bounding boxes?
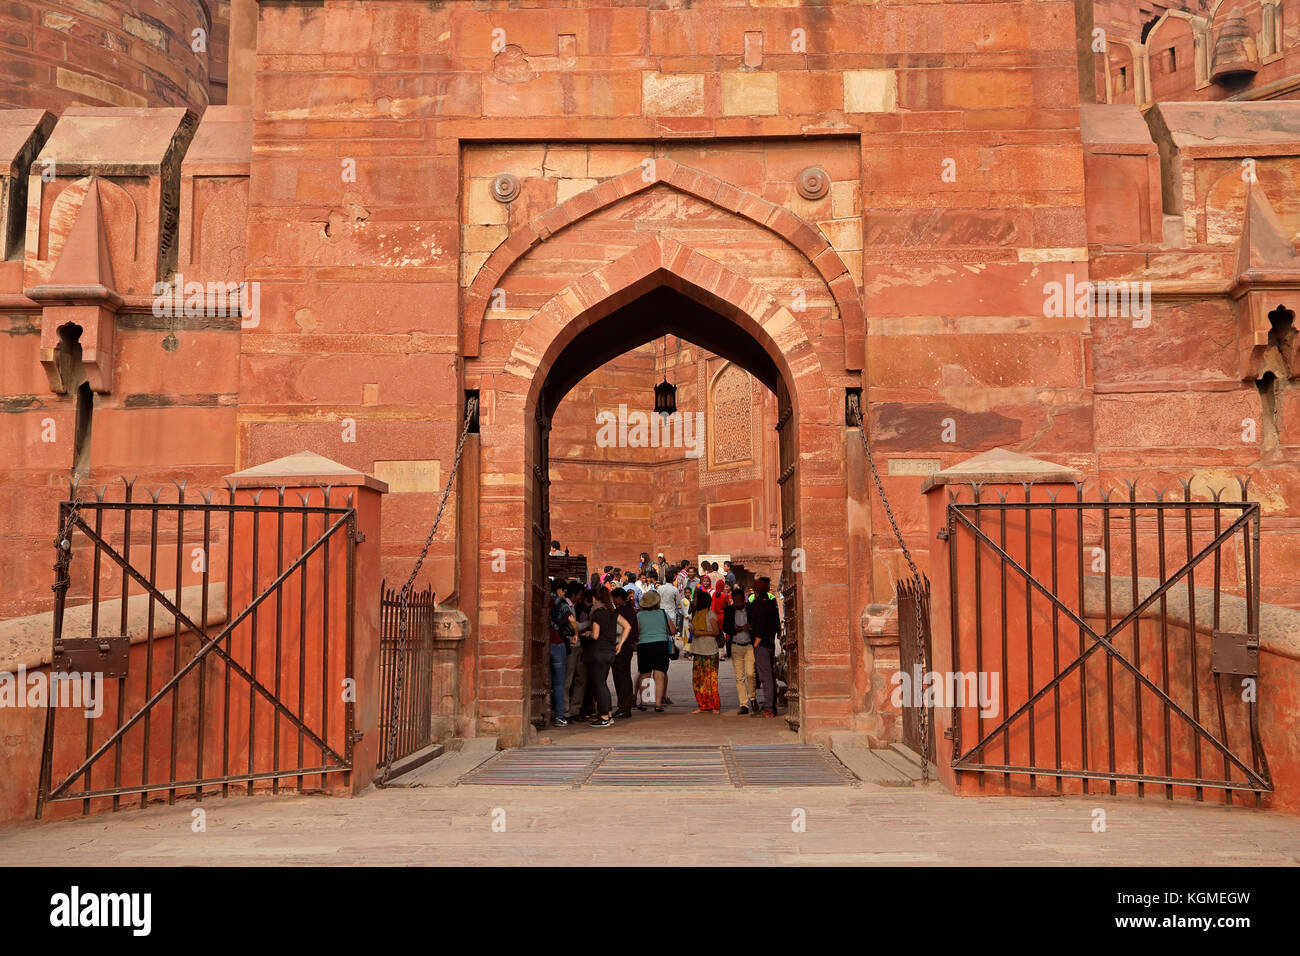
[51,635,130,678]
[1211,630,1258,677]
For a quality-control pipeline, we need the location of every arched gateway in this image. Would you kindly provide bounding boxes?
[462,165,872,747]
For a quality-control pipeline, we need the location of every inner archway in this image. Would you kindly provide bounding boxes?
[540,287,793,742]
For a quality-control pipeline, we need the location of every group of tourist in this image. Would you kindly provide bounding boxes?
[546,546,783,728]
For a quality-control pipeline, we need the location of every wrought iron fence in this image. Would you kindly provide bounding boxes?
[378,581,437,770]
[896,574,934,762]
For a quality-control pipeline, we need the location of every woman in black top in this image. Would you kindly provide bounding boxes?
[585,586,629,727]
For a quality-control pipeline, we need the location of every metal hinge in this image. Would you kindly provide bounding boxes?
[936,527,950,541]
[350,529,366,544]
[348,730,365,743]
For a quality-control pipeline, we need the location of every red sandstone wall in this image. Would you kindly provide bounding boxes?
[1094,0,1300,106]
[0,0,1294,753]
[0,105,242,620]
[549,347,661,573]
[1083,100,1300,610]
[237,0,1090,744]
[0,311,239,620]
[0,0,222,112]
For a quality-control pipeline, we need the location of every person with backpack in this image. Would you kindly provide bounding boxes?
[633,589,675,712]
[723,586,758,714]
[548,579,578,726]
[749,577,780,717]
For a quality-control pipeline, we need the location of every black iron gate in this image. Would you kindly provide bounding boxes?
[944,479,1270,802]
[378,581,436,767]
[896,574,934,762]
[776,377,800,730]
[37,481,358,817]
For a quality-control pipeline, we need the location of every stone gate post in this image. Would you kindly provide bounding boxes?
[225,452,387,795]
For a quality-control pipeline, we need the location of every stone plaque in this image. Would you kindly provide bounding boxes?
[373,459,441,493]
[887,458,942,476]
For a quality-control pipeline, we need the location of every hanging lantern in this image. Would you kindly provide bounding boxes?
[654,334,677,417]
[654,377,677,417]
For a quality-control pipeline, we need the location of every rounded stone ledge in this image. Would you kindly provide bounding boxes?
[1082,577,1300,662]
[0,582,226,674]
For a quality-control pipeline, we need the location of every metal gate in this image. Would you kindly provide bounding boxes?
[896,574,934,762]
[776,377,800,730]
[530,407,552,728]
[37,481,359,817]
[378,581,436,767]
[944,480,1271,802]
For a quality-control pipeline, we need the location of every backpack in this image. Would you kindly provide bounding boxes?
[550,597,573,637]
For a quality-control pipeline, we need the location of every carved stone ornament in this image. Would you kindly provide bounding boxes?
[795,166,829,201]
[491,173,521,203]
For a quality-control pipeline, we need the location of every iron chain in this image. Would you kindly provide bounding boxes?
[380,396,478,784]
[52,484,83,597]
[850,396,930,785]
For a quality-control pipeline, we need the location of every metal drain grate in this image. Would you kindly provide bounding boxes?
[459,745,854,789]
[731,745,857,787]
[458,748,602,787]
[587,746,731,788]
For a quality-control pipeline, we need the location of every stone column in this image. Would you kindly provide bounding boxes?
[922,449,1082,795]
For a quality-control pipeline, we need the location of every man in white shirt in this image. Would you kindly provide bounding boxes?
[624,571,642,605]
[653,572,679,630]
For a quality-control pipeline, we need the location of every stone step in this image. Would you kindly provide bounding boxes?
[388,737,500,788]
[889,742,925,768]
[374,742,445,786]
[872,746,927,781]
[829,733,914,787]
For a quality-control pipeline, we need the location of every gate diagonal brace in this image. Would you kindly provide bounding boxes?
[48,511,351,798]
[949,506,1269,790]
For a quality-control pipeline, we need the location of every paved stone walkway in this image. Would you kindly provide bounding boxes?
[6,657,1298,866]
[4,776,1298,866]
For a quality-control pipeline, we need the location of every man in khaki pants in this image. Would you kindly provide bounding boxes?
[723,587,758,714]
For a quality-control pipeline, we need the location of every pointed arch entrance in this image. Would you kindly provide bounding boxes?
[468,235,861,747]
